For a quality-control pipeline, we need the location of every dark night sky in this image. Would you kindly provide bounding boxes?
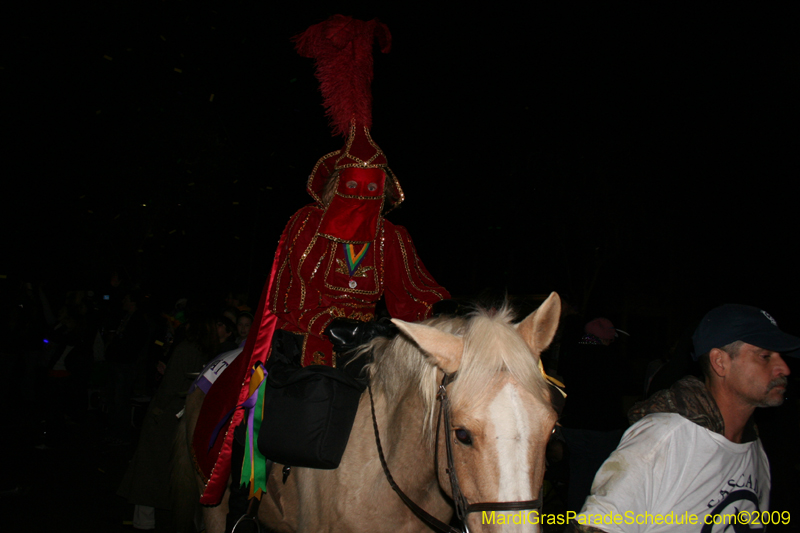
[3,2,799,346]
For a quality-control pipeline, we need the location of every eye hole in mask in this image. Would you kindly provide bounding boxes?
[346,180,357,189]
[367,182,378,192]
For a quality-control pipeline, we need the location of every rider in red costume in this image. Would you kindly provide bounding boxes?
[273,125,449,367]
[192,15,451,510]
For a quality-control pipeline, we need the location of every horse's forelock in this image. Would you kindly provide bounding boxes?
[450,305,551,415]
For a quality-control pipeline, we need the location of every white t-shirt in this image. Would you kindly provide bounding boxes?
[575,413,770,533]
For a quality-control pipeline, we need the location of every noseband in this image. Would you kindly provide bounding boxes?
[368,373,543,533]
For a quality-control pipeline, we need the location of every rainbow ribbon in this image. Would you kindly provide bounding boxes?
[342,243,370,277]
[240,363,269,499]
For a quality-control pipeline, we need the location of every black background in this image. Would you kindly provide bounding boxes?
[2,3,800,530]
[3,2,799,345]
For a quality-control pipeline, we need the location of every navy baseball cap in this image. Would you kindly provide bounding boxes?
[692,304,800,360]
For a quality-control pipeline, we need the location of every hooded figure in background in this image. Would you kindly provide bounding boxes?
[192,15,451,507]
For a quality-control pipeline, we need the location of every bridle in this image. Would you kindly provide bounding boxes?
[368,373,544,533]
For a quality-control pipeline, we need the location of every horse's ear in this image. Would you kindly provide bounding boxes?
[391,319,463,374]
[516,292,561,357]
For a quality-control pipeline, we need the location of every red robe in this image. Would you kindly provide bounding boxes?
[192,203,448,504]
[272,204,449,366]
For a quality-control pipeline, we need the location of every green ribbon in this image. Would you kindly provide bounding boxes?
[240,377,269,498]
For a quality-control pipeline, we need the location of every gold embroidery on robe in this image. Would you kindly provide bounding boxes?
[335,259,374,278]
[311,351,326,366]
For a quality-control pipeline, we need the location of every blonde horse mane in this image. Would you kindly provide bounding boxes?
[364,305,552,444]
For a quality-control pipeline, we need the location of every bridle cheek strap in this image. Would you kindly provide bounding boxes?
[369,384,462,533]
[436,374,543,527]
[370,374,543,533]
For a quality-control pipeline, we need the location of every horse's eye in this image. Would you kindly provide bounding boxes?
[455,428,472,445]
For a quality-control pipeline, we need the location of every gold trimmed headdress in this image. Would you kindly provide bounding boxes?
[293,15,404,211]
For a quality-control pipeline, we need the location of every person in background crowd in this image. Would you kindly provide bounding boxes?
[221,306,238,327]
[235,312,253,347]
[118,313,219,531]
[216,315,238,353]
[36,290,98,447]
[104,290,152,445]
[559,317,629,512]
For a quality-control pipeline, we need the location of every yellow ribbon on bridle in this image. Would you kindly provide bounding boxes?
[538,359,566,398]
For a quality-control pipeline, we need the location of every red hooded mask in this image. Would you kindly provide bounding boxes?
[317,167,385,243]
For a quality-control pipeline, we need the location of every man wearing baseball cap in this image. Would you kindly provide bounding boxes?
[567,304,800,532]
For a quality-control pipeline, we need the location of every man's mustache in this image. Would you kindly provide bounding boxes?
[768,377,789,390]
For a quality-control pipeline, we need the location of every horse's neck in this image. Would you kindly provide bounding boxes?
[365,386,437,486]
[258,384,449,532]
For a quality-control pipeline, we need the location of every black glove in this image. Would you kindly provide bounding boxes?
[324,318,363,355]
[324,317,398,355]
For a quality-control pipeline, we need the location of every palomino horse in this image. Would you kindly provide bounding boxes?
[174,293,561,533]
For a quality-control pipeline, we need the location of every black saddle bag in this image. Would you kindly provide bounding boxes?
[257,361,366,469]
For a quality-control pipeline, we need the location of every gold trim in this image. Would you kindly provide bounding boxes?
[378,224,385,288]
[308,150,341,205]
[317,233,375,245]
[273,210,314,313]
[328,307,347,319]
[327,293,374,304]
[333,124,385,168]
[323,241,379,296]
[333,192,385,201]
[325,306,374,323]
[297,231,325,309]
[311,351,325,366]
[307,308,332,333]
[335,259,373,278]
[395,227,445,299]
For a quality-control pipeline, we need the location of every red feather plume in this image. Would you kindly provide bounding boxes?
[293,15,391,138]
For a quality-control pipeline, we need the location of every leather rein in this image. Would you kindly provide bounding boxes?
[368,373,543,533]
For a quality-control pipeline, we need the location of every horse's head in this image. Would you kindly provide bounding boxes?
[392,293,561,532]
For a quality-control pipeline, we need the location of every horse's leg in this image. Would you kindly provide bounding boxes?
[256,464,301,533]
[202,487,230,533]
[171,389,231,533]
